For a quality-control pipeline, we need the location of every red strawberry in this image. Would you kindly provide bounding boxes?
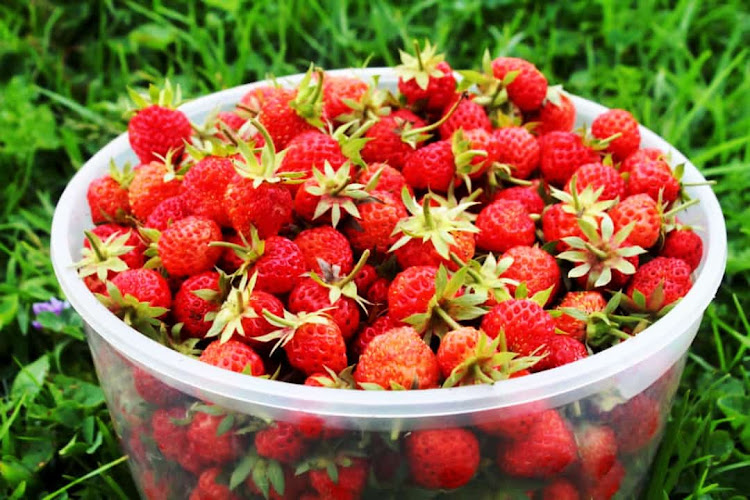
[476,199,535,253]
[566,162,625,202]
[151,407,190,460]
[502,245,561,304]
[472,401,546,440]
[497,410,577,478]
[110,268,172,313]
[609,194,660,249]
[190,468,241,500]
[395,231,475,271]
[127,82,192,163]
[354,326,440,390]
[539,131,599,186]
[535,92,576,135]
[225,178,293,239]
[278,131,348,189]
[534,334,588,371]
[366,277,390,306]
[255,421,308,464]
[405,428,480,490]
[199,339,265,375]
[586,461,625,500]
[492,126,540,179]
[158,216,223,277]
[591,109,640,160]
[493,185,545,215]
[187,410,242,464]
[606,394,661,454]
[246,464,309,500]
[403,140,455,192]
[357,162,410,197]
[344,190,407,254]
[352,264,378,294]
[84,223,145,272]
[239,85,279,115]
[438,96,491,139]
[540,479,580,500]
[619,147,664,174]
[294,226,354,274]
[361,109,427,169]
[541,203,584,251]
[397,42,457,112]
[323,75,369,121]
[87,164,133,224]
[627,256,692,311]
[661,228,703,270]
[145,195,193,230]
[351,314,399,357]
[217,110,247,131]
[133,367,181,406]
[554,291,607,341]
[576,425,617,483]
[309,456,369,498]
[459,128,500,180]
[491,57,548,111]
[625,155,680,203]
[387,266,437,323]
[253,236,306,294]
[480,298,554,357]
[257,79,321,149]
[289,278,361,341]
[173,271,221,338]
[182,155,236,227]
[128,160,183,221]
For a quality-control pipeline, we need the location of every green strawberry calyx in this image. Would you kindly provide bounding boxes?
[289,64,326,128]
[303,161,380,228]
[75,231,135,282]
[232,118,304,187]
[96,281,167,338]
[204,272,261,344]
[452,252,517,304]
[309,250,372,311]
[126,78,187,114]
[258,308,335,354]
[396,40,447,90]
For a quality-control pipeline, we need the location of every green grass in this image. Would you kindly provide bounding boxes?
[0,0,748,498]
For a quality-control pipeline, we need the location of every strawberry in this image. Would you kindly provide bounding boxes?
[145,195,193,230]
[278,131,348,190]
[460,252,515,306]
[295,226,354,274]
[405,428,480,490]
[87,162,134,224]
[361,109,428,169]
[491,57,548,111]
[289,278,361,341]
[475,199,535,253]
[217,110,247,131]
[402,140,455,192]
[253,236,306,294]
[554,291,607,341]
[542,181,616,251]
[344,190,407,254]
[308,456,369,498]
[626,256,692,312]
[491,126,540,180]
[133,367,181,406]
[366,277,390,306]
[357,162,409,197]
[397,41,457,112]
[323,75,369,122]
[535,91,576,135]
[502,245,561,304]
[387,266,437,323]
[497,410,577,478]
[354,326,440,390]
[151,407,190,460]
[182,155,236,227]
[246,464,309,500]
[238,85,279,115]
[566,162,625,202]
[609,194,661,249]
[540,479,580,500]
[576,425,617,483]
[352,264,378,294]
[586,461,625,500]
[187,410,243,464]
[255,421,308,464]
[625,154,680,203]
[173,271,222,338]
[199,339,265,375]
[591,108,640,160]
[472,401,546,440]
[190,468,240,500]
[293,161,370,227]
[480,298,554,357]
[619,147,665,174]
[158,216,223,277]
[534,334,588,371]
[127,81,192,163]
[80,224,146,284]
[605,394,661,454]
[661,228,703,270]
[351,314,398,357]
[107,268,172,320]
[128,158,183,221]
[539,131,600,186]
[493,185,545,215]
[438,96,492,139]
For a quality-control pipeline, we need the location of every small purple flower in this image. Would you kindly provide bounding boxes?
[31,297,70,330]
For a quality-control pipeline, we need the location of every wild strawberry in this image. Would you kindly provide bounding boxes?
[540,479,580,500]
[438,96,492,139]
[352,264,378,294]
[217,110,247,131]
[397,41,457,112]
[105,268,172,330]
[255,421,308,464]
[278,131,348,190]
[173,271,222,338]
[246,463,309,500]
[472,401,546,440]
[497,410,577,478]
[238,85,279,115]
[609,194,661,249]
[566,162,625,202]
[323,74,370,122]
[87,162,134,224]
[534,89,576,135]
[158,216,223,277]
[257,67,325,149]
[253,236,306,294]
[151,407,190,461]
[606,394,661,454]
[480,298,554,357]
[402,140,455,192]
[586,461,625,500]
[493,185,545,215]
[295,226,354,274]
[127,81,192,163]
[344,190,407,254]
[554,291,607,341]
[263,310,348,376]
[182,155,236,227]
[187,410,243,464]
[491,126,540,179]
[539,131,599,186]
[366,277,390,306]
[661,228,703,270]
[591,109,640,160]
[354,326,440,390]
[534,334,588,371]
[78,225,146,294]
[361,109,428,169]
[626,256,692,312]
[475,199,535,253]
[502,245,561,304]
[460,252,515,306]
[542,181,616,251]
[351,314,399,357]
[133,367,181,407]
[199,339,265,375]
[620,147,665,174]
[289,278,362,341]
[390,191,478,269]
[405,428,480,490]
[191,468,240,500]
[304,455,369,498]
[576,425,617,483]
[387,266,438,323]
[625,155,680,203]
[145,195,193,230]
[128,157,183,221]
[357,162,409,197]
[293,161,371,227]
[491,57,548,111]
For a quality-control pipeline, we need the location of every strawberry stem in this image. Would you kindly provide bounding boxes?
[413,39,425,72]
[435,306,462,331]
[336,250,371,288]
[402,92,466,141]
[83,231,107,262]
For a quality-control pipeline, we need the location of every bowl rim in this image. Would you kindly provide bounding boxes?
[51,67,727,419]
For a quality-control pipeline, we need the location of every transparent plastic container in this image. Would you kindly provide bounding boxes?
[51,69,727,499]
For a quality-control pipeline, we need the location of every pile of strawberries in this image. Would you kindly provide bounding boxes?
[78,42,703,499]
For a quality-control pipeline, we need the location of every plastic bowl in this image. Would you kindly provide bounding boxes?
[51,68,726,499]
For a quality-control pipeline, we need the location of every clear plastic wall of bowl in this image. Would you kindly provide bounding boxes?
[51,69,726,498]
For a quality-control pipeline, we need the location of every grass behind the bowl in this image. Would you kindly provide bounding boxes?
[0,0,748,498]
